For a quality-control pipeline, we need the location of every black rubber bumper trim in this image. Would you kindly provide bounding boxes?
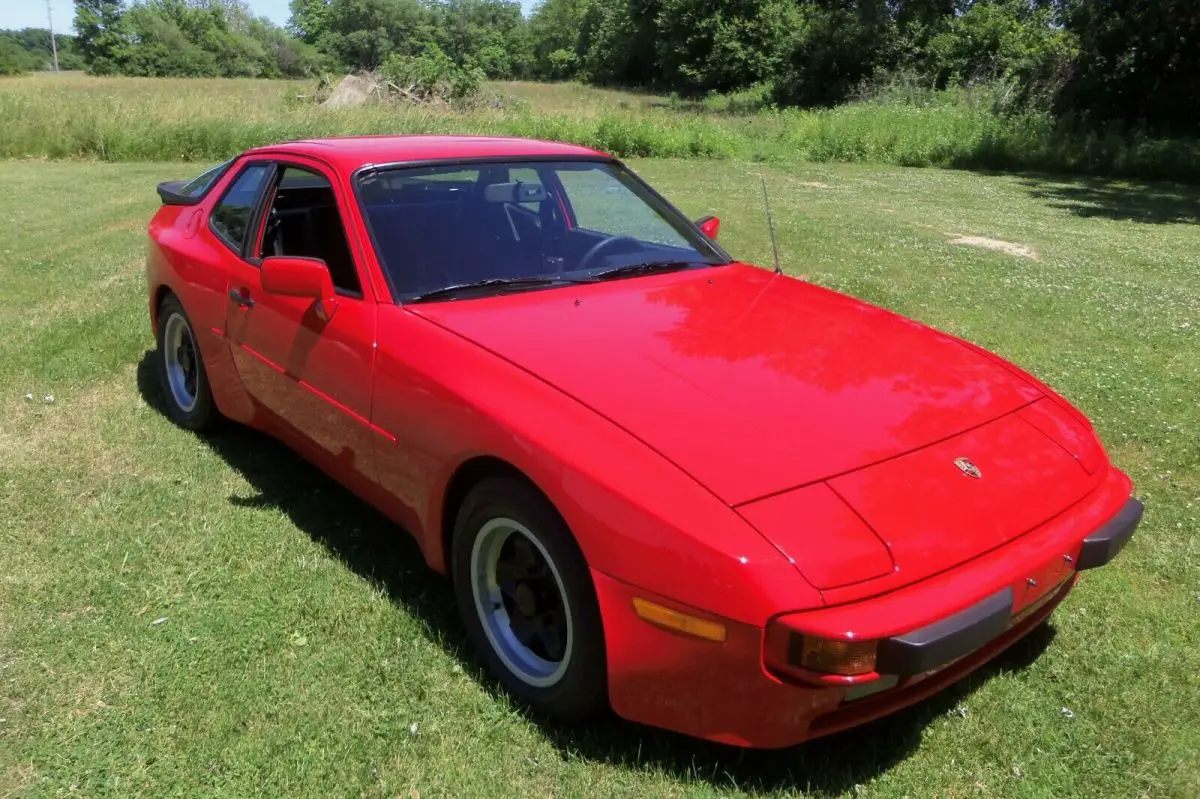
[875,588,1014,677]
[1077,497,1143,570]
[873,497,1143,677]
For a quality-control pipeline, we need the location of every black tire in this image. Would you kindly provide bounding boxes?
[156,294,219,432]
[451,477,607,722]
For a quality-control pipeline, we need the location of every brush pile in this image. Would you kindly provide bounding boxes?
[313,45,486,109]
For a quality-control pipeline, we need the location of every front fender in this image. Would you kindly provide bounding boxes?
[372,306,819,627]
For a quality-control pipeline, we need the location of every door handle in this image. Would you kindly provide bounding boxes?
[229,287,254,308]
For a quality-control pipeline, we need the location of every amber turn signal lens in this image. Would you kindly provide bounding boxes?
[632,598,727,642]
[798,637,878,675]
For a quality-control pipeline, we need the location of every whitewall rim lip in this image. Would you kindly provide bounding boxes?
[469,517,574,688]
[163,312,199,413]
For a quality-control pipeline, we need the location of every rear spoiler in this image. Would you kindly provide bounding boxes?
[156,180,203,206]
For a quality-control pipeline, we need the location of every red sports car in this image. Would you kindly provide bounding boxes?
[145,135,1141,748]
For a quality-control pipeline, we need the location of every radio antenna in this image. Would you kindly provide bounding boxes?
[760,175,782,274]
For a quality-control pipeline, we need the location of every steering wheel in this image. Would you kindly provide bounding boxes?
[576,235,642,273]
[263,207,282,256]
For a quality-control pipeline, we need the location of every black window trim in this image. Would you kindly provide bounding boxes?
[351,154,734,304]
[249,158,367,300]
[207,159,276,258]
[156,158,236,206]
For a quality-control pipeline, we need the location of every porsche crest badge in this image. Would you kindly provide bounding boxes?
[954,457,982,479]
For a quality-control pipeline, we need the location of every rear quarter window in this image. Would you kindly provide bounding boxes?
[210,164,271,250]
[179,160,233,198]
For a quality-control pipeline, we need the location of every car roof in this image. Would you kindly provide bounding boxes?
[244,135,610,172]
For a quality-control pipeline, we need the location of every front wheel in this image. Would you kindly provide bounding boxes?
[156,294,218,431]
[451,477,607,722]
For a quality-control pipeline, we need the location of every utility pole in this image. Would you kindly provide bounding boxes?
[46,0,60,73]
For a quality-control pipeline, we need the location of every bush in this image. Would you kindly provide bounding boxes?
[1,75,1197,183]
[378,44,485,102]
[546,49,578,80]
[0,40,36,75]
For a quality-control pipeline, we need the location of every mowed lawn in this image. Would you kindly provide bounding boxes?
[0,159,1196,798]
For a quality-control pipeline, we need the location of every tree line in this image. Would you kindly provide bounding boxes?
[0,28,84,74]
[2,1,1194,134]
[528,0,1199,133]
[68,0,328,78]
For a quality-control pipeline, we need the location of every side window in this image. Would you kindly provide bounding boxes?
[210,164,270,250]
[557,167,689,247]
[259,166,362,296]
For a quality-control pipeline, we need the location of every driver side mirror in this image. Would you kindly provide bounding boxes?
[696,216,720,239]
[261,256,338,320]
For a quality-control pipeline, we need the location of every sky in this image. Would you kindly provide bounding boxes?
[0,0,539,34]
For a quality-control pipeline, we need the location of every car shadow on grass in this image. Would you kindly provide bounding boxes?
[137,350,1058,796]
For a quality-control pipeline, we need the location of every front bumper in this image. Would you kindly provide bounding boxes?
[1077,496,1143,570]
[595,473,1140,749]
[876,496,1141,677]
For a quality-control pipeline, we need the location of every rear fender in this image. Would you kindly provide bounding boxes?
[147,214,255,424]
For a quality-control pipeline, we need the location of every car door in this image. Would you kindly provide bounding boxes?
[218,157,380,485]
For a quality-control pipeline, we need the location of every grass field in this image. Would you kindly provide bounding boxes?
[3,73,1200,181]
[1,158,1197,797]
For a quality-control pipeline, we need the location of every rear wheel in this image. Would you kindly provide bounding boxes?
[156,294,218,431]
[451,477,606,721]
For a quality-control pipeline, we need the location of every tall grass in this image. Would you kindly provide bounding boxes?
[2,73,1197,181]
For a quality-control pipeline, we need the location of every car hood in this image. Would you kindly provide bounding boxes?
[410,263,1044,505]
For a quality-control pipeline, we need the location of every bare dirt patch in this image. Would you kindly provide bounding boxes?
[948,235,1038,259]
[0,761,39,795]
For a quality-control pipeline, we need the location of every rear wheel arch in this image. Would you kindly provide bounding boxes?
[155,292,219,431]
[151,284,175,329]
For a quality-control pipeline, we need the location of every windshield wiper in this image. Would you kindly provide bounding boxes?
[588,260,703,281]
[407,275,594,303]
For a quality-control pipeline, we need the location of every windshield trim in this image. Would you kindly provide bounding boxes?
[352,156,734,305]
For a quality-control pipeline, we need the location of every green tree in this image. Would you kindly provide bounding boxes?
[0,28,85,72]
[73,0,325,78]
[430,0,530,78]
[653,0,799,94]
[74,0,129,74]
[0,38,36,74]
[289,0,334,43]
[544,47,577,79]
[302,0,434,71]
[578,0,659,86]
[248,17,330,77]
[922,1,1075,91]
[1058,0,1200,132]
[120,3,219,76]
[527,0,593,79]
[771,2,900,108]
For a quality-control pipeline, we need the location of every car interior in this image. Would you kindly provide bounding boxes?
[259,168,362,296]
[361,167,553,290]
[358,164,676,296]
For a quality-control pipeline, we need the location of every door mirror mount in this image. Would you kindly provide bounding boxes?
[696,215,720,239]
[261,256,338,319]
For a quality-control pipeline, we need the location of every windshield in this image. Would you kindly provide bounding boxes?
[356,160,730,302]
